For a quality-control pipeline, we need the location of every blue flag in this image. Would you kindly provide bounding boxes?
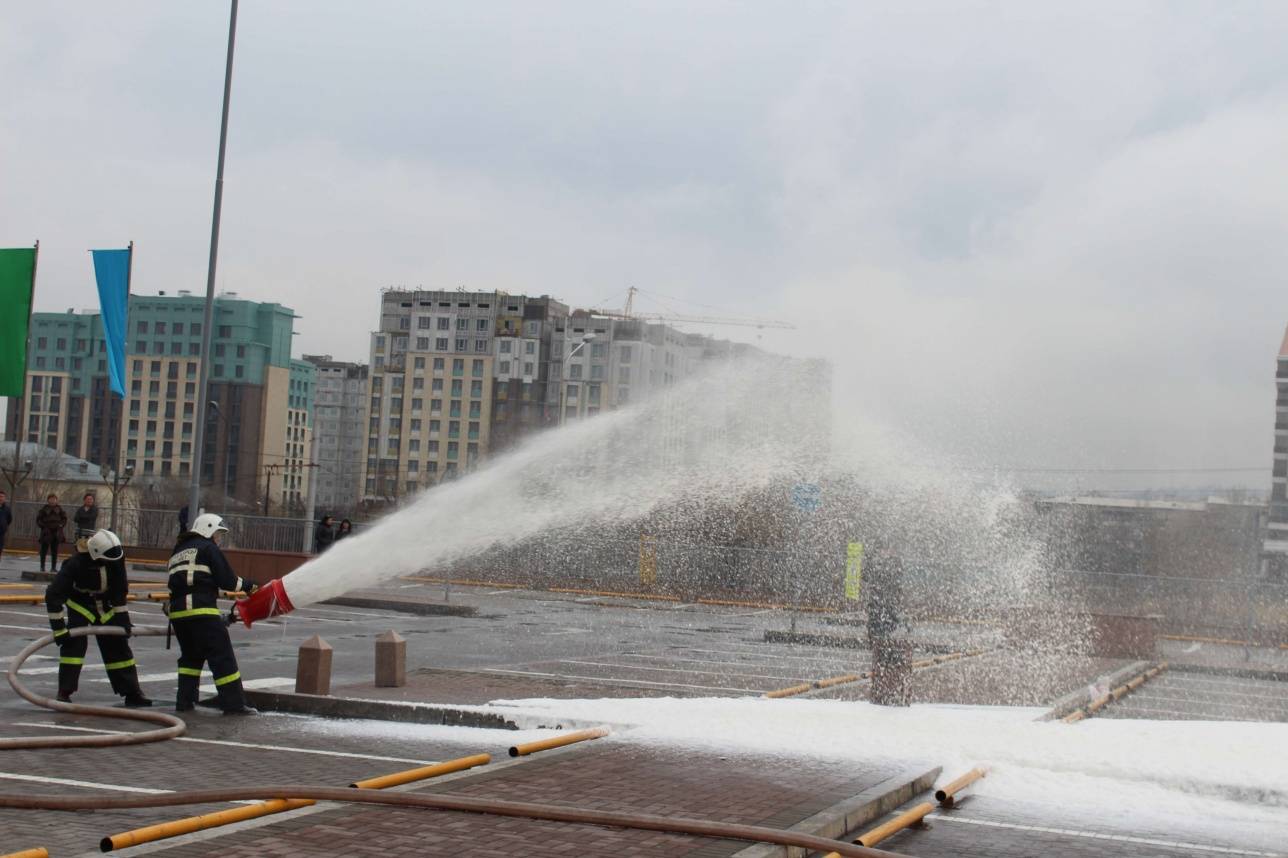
[92,247,131,398]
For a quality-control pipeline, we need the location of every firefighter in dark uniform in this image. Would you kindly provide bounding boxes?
[45,529,152,707]
[167,513,258,715]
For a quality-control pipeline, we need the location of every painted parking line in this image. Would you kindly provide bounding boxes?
[480,666,763,695]
[0,622,45,632]
[1128,692,1288,709]
[90,674,294,694]
[0,770,172,794]
[551,659,807,684]
[926,814,1283,856]
[1103,705,1283,723]
[15,722,435,764]
[622,651,864,671]
[674,645,862,667]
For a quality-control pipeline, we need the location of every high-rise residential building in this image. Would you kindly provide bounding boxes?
[4,291,314,512]
[304,354,368,514]
[554,312,727,422]
[360,289,568,504]
[489,294,568,451]
[1265,325,1288,579]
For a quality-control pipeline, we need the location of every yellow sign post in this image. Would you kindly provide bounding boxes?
[639,533,658,586]
[845,542,863,600]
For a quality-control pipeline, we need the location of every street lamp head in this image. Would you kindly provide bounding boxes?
[124,463,135,475]
[23,459,32,470]
[581,333,596,342]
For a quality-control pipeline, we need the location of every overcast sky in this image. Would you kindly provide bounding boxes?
[3,2,1286,487]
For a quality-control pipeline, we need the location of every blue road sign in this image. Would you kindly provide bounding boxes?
[792,483,821,512]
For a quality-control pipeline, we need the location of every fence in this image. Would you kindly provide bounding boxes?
[4,500,324,554]
[1060,569,1288,642]
[440,535,1288,641]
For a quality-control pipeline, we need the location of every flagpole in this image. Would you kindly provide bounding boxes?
[9,241,37,495]
[188,0,239,521]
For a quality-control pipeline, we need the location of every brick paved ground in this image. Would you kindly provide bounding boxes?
[866,792,1287,858]
[0,705,532,856]
[144,742,910,858]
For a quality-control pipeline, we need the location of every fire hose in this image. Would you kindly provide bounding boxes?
[0,787,902,858]
[0,627,903,857]
[2,625,184,750]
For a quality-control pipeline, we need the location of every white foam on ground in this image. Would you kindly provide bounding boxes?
[485,697,1288,831]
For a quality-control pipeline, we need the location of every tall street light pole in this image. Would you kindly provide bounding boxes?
[103,461,134,533]
[188,0,239,522]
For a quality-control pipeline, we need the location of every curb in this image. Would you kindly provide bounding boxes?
[1169,662,1288,683]
[1038,660,1148,722]
[319,596,477,618]
[729,766,942,858]
[244,689,517,729]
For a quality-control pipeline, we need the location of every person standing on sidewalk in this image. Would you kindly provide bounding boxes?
[0,490,12,561]
[73,493,98,538]
[314,515,335,554]
[36,493,67,572]
[167,513,258,715]
[45,529,152,707]
[334,518,353,543]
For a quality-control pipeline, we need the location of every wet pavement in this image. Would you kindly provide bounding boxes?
[2,551,1286,857]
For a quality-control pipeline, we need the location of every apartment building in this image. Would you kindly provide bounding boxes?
[553,313,733,421]
[5,291,313,512]
[489,294,568,451]
[304,354,368,514]
[360,289,569,503]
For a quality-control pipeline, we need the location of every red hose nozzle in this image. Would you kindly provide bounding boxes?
[236,578,294,628]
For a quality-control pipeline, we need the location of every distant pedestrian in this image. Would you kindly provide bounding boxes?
[0,490,12,561]
[177,505,189,536]
[36,493,68,572]
[314,515,335,554]
[334,518,353,542]
[73,492,98,538]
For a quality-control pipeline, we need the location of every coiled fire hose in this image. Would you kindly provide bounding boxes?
[1,627,901,857]
[3,625,185,750]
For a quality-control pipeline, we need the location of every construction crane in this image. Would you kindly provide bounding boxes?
[588,287,796,330]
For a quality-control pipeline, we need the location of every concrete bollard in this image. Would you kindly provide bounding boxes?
[375,630,406,688]
[295,635,333,696]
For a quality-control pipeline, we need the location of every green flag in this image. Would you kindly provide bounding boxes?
[0,247,37,396]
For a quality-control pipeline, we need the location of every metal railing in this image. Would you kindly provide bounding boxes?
[3,500,340,554]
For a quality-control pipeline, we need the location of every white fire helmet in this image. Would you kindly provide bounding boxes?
[87,529,124,562]
[192,513,230,539]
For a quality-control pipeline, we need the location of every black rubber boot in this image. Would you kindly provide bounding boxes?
[175,673,200,712]
[123,693,153,708]
[55,692,72,703]
[221,705,258,716]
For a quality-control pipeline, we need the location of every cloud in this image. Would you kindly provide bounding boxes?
[2,2,1286,487]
